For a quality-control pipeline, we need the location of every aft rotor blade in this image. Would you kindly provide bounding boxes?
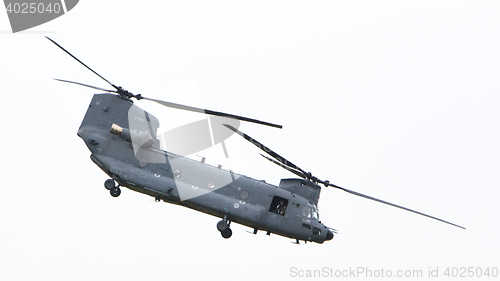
[144,97,282,129]
[259,154,306,179]
[224,124,306,175]
[46,37,119,91]
[54,79,117,92]
[329,183,466,229]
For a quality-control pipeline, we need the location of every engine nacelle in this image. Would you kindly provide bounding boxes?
[110,123,154,148]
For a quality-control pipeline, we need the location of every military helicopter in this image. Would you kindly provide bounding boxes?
[47,37,464,244]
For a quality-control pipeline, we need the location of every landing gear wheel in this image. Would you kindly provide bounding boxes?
[104,179,116,190]
[216,220,229,232]
[221,228,232,239]
[110,187,121,197]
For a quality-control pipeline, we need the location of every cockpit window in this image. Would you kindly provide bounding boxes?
[303,204,320,220]
[312,207,319,220]
[303,207,312,218]
[313,227,321,235]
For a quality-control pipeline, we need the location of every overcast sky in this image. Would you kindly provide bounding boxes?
[1,1,499,280]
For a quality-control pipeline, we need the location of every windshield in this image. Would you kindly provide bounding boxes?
[312,206,319,220]
[303,204,320,220]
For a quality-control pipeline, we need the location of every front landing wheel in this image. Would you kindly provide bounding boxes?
[221,228,232,239]
[216,220,229,232]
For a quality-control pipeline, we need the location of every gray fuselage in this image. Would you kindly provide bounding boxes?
[78,93,334,243]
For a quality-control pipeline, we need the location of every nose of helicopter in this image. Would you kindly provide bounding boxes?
[326,229,334,241]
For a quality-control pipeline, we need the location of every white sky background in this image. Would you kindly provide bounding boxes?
[1,1,499,280]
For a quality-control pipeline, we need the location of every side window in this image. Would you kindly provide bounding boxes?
[269,196,288,216]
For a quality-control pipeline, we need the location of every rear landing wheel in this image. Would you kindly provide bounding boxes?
[221,228,232,239]
[110,187,121,197]
[104,179,116,190]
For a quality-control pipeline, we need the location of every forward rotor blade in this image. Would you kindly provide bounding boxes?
[329,183,466,229]
[259,154,306,179]
[46,37,119,91]
[144,97,282,129]
[224,125,306,175]
[54,79,117,92]
[225,125,465,229]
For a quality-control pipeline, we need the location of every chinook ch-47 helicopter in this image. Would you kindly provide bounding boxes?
[48,37,464,244]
